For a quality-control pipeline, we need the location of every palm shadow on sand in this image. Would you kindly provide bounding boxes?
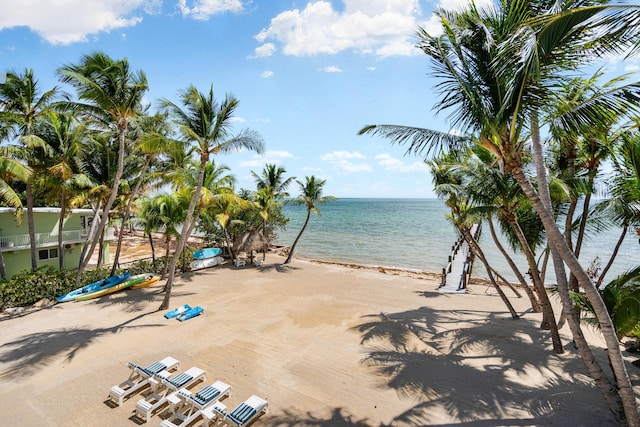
[0,310,163,380]
[269,303,619,426]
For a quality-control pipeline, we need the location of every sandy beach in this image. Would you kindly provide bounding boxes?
[1,247,638,426]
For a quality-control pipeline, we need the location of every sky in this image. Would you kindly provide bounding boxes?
[1,0,638,199]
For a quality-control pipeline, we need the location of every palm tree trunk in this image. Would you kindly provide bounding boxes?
[0,250,7,280]
[148,232,156,264]
[512,166,632,424]
[58,197,65,270]
[160,156,206,310]
[284,209,311,264]
[110,157,150,276]
[597,225,628,288]
[76,203,101,272]
[76,126,127,282]
[161,236,171,281]
[25,183,37,271]
[487,218,540,311]
[463,228,519,319]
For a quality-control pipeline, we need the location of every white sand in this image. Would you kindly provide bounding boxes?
[0,254,637,426]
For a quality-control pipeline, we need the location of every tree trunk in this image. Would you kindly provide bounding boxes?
[160,155,207,310]
[58,196,65,270]
[597,225,627,288]
[148,232,156,264]
[487,218,540,311]
[110,157,150,276]
[76,124,127,283]
[512,166,631,424]
[161,236,171,281]
[463,228,519,319]
[284,209,311,264]
[25,183,37,271]
[0,249,7,281]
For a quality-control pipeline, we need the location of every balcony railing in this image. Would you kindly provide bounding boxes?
[0,228,115,251]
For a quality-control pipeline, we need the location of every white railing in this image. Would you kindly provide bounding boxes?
[0,227,115,250]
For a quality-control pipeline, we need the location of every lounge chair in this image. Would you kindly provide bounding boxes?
[160,380,232,427]
[135,367,206,423]
[108,356,180,407]
[208,395,269,427]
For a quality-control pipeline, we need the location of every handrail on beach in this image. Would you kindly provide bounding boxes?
[439,223,482,293]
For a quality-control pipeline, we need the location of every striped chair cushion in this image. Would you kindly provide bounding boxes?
[168,373,192,388]
[228,403,257,425]
[193,386,221,406]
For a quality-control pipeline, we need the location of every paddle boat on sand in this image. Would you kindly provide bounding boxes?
[192,247,222,260]
[75,274,157,301]
[56,271,131,303]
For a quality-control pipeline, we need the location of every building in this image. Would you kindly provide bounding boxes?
[0,208,114,279]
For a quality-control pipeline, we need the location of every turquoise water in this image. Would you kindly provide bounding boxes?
[274,198,640,283]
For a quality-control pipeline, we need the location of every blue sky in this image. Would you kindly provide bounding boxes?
[1,1,638,198]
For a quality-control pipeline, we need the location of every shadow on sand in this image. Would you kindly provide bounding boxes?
[269,300,619,426]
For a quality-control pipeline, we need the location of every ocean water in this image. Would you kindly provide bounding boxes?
[274,198,640,283]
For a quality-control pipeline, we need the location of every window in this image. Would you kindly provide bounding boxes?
[38,248,59,260]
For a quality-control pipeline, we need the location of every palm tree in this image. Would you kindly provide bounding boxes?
[284,176,334,265]
[34,111,92,269]
[359,2,640,422]
[136,194,185,279]
[252,163,295,199]
[158,85,264,309]
[0,69,57,271]
[58,52,148,282]
[0,155,31,279]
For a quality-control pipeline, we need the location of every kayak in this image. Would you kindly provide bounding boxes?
[192,247,222,260]
[190,256,224,270]
[56,272,131,303]
[130,274,160,289]
[75,274,149,301]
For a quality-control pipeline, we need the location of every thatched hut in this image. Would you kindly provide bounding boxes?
[234,227,269,264]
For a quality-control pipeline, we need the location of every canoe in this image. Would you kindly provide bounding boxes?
[192,247,222,260]
[75,274,149,301]
[190,256,224,270]
[56,272,131,303]
[130,274,160,289]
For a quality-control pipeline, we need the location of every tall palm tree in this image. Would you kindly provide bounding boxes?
[0,69,57,270]
[284,176,334,265]
[58,52,148,282]
[158,85,263,309]
[252,163,295,199]
[359,2,640,422]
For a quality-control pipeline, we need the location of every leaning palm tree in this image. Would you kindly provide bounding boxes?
[158,85,264,310]
[0,69,57,271]
[359,2,640,423]
[283,176,334,265]
[58,52,148,282]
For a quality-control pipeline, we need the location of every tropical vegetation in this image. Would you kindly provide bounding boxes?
[359,1,640,424]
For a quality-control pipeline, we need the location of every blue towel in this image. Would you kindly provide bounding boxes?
[177,306,203,321]
[165,304,191,319]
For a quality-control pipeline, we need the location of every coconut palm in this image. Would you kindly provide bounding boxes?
[158,85,264,309]
[0,69,57,270]
[284,176,334,265]
[58,52,148,281]
[252,163,295,199]
[359,2,640,422]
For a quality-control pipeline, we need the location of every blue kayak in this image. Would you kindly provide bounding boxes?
[192,247,222,260]
[56,272,131,303]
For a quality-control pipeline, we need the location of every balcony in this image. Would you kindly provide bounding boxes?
[0,228,115,251]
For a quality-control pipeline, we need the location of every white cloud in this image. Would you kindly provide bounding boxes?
[261,70,274,78]
[624,63,640,73]
[321,151,372,172]
[0,0,146,44]
[423,0,496,36]
[240,150,294,168]
[366,66,376,71]
[375,153,428,173]
[253,42,276,58]
[318,66,342,73]
[255,0,424,57]
[178,0,243,20]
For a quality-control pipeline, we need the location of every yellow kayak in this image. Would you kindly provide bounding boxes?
[130,274,161,289]
[75,274,149,301]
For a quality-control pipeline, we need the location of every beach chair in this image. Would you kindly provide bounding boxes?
[108,356,180,407]
[208,395,269,427]
[135,367,206,423]
[160,380,232,427]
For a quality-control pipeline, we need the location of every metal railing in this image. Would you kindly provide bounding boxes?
[0,227,115,250]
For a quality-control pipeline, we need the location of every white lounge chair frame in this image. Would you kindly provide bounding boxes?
[108,356,180,406]
[210,395,269,427]
[135,366,206,423]
[160,380,232,427]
